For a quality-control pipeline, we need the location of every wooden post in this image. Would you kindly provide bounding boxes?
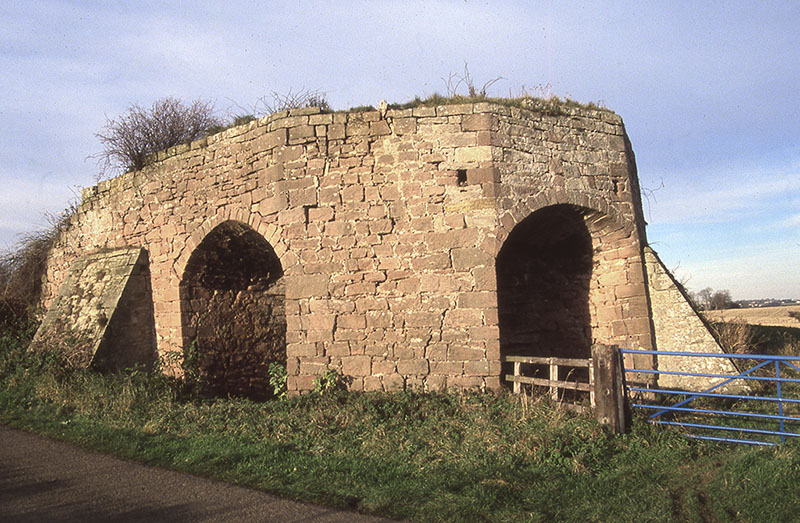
[513,361,521,394]
[549,358,558,401]
[591,344,629,434]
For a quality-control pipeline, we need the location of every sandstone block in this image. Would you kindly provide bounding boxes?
[334,328,367,342]
[452,248,494,270]
[447,376,484,389]
[464,360,490,376]
[342,355,371,376]
[457,291,497,309]
[306,329,334,343]
[454,146,492,163]
[398,359,429,376]
[287,343,316,357]
[382,373,405,391]
[257,193,288,216]
[403,311,442,328]
[393,118,417,135]
[341,185,364,202]
[302,313,335,331]
[308,206,334,222]
[462,113,493,131]
[426,343,448,361]
[363,376,383,391]
[468,325,500,340]
[450,346,484,361]
[437,104,473,116]
[370,120,391,136]
[425,375,446,391]
[431,361,463,375]
[466,167,499,184]
[285,274,328,299]
[338,313,366,330]
[410,253,451,271]
[326,342,351,357]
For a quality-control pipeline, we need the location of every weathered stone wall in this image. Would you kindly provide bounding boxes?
[33,248,156,370]
[42,102,656,394]
[644,247,742,391]
[490,105,655,375]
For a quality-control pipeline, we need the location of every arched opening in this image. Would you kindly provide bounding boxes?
[179,221,285,400]
[496,205,594,387]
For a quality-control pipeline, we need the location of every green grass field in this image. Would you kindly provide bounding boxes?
[2,322,800,521]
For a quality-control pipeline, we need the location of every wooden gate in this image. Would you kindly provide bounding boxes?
[503,344,629,433]
[503,355,594,411]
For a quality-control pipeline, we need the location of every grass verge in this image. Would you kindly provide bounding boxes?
[2,323,800,521]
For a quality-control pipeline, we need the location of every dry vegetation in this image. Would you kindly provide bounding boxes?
[704,306,800,328]
[0,205,76,325]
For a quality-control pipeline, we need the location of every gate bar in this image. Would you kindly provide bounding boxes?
[632,404,800,422]
[653,420,800,438]
[628,386,800,404]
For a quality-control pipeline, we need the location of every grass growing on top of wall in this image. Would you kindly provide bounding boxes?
[343,93,611,117]
[386,93,611,116]
[2,324,800,521]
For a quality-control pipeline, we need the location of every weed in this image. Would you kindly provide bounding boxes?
[344,105,376,113]
[268,362,287,398]
[181,339,202,390]
[0,203,77,325]
[312,368,348,395]
[255,88,331,114]
[442,61,503,99]
[711,319,760,354]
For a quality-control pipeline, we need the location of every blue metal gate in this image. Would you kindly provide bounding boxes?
[620,349,800,446]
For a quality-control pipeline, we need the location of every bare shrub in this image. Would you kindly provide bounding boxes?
[253,88,330,115]
[95,97,220,176]
[0,204,76,325]
[710,319,759,354]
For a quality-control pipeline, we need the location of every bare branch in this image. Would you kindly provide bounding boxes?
[255,88,330,115]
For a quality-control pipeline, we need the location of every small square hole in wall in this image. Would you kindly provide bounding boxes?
[456,169,467,187]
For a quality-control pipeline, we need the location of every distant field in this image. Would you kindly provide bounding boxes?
[704,305,800,328]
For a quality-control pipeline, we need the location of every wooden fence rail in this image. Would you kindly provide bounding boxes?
[503,344,629,433]
[504,355,595,407]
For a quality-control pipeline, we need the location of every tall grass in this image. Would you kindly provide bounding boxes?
[2,324,800,521]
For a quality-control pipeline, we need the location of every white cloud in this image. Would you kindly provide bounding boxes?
[644,162,800,225]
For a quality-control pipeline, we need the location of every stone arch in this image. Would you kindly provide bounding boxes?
[173,206,286,281]
[497,191,633,247]
[179,219,286,400]
[495,203,634,386]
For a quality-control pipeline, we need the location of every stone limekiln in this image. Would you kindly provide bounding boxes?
[37,101,735,397]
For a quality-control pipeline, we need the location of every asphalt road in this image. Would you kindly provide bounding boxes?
[0,425,393,522]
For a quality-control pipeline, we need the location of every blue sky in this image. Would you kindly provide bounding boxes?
[1,1,798,299]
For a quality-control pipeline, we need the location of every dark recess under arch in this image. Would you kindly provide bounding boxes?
[496,205,594,385]
[180,221,285,400]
